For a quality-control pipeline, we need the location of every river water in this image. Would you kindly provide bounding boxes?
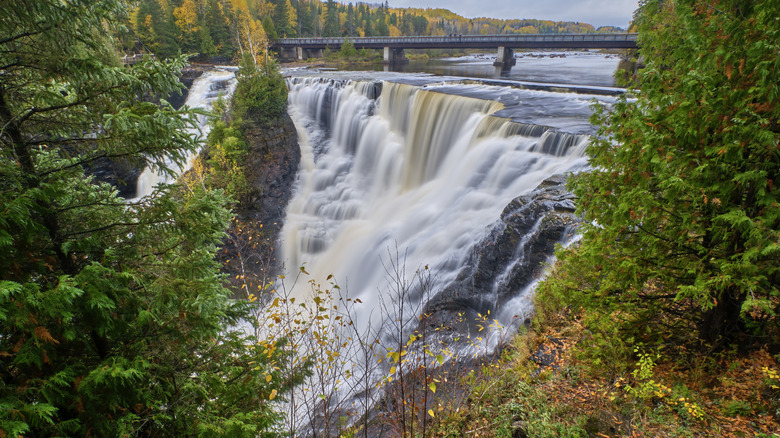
[280,50,622,337]
[338,49,624,87]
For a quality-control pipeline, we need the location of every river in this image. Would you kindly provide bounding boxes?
[336,49,623,87]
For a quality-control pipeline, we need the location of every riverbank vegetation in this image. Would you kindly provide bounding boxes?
[0,1,303,435]
[418,0,780,436]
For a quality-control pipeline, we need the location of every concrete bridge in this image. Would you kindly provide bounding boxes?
[274,33,637,66]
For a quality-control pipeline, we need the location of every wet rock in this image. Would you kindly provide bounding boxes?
[165,66,206,110]
[426,174,579,328]
[512,421,529,438]
[235,111,301,274]
[83,156,144,198]
[530,336,566,376]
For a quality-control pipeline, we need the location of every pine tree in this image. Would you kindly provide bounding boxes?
[0,0,302,435]
[324,0,340,37]
[298,0,315,37]
[206,0,235,58]
[562,0,780,349]
[273,0,295,38]
[345,3,357,37]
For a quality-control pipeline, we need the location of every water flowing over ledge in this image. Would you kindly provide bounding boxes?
[282,77,591,339]
[132,68,237,200]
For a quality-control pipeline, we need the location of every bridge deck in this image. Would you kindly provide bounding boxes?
[274,33,637,50]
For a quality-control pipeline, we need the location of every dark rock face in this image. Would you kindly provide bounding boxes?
[165,67,205,110]
[236,112,301,274]
[426,174,579,328]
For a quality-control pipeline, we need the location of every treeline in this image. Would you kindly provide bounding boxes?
[119,0,624,60]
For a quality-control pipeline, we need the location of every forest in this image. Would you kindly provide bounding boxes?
[122,0,621,61]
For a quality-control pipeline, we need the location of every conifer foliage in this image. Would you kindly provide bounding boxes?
[563,0,779,349]
[0,1,296,435]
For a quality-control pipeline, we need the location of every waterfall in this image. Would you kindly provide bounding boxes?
[283,77,590,335]
[132,68,237,199]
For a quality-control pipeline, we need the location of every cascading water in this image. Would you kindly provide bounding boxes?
[132,68,237,199]
[283,77,593,337]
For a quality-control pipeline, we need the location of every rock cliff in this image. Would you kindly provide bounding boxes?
[229,112,301,279]
[427,174,580,328]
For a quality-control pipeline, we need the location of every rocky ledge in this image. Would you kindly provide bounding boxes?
[225,112,301,281]
[426,174,580,330]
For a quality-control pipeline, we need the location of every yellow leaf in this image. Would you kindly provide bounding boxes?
[266,374,272,383]
[269,389,278,400]
[428,409,435,418]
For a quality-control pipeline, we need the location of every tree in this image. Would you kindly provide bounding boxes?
[135,0,179,58]
[232,53,289,123]
[262,15,279,40]
[206,0,235,58]
[173,0,201,52]
[344,2,357,37]
[0,0,299,435]
[236,9,269,66]
[324,0,340,37]
[273,0,298,38]
[297,0,315,37]
[563,0,780,349]
[338,37,358,58]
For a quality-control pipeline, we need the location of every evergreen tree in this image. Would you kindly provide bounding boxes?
[274,0,296,38]
[324,0,340,37]
[298,0,315,37]
[262,15,279,40]
[173,0,201,53]
[345,2,356,37]
[558,0,780,349]
[136,0,179,58]
[206,0,235,58]
[375,4,389,35]
[0,0,302,435]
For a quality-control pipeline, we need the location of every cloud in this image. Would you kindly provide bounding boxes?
[387,0,639,28]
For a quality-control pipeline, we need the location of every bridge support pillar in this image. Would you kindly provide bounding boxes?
[383,47,408,65]
[301,48,323,59]
[493,46,516,67]
[296,47,304,60]
[279,47,298,61]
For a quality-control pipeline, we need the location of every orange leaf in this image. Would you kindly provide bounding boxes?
[34,326,58,345]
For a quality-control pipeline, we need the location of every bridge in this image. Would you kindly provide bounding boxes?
[273,33,638,66]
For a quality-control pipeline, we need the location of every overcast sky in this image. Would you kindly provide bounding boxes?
[387,0,640,29]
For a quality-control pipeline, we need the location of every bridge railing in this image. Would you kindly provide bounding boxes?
[274,33,637,47]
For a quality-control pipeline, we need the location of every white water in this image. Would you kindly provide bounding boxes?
[132,68,237,199]
[282,77,591,335]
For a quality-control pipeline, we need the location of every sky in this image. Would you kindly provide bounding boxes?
[386,0,640,29]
